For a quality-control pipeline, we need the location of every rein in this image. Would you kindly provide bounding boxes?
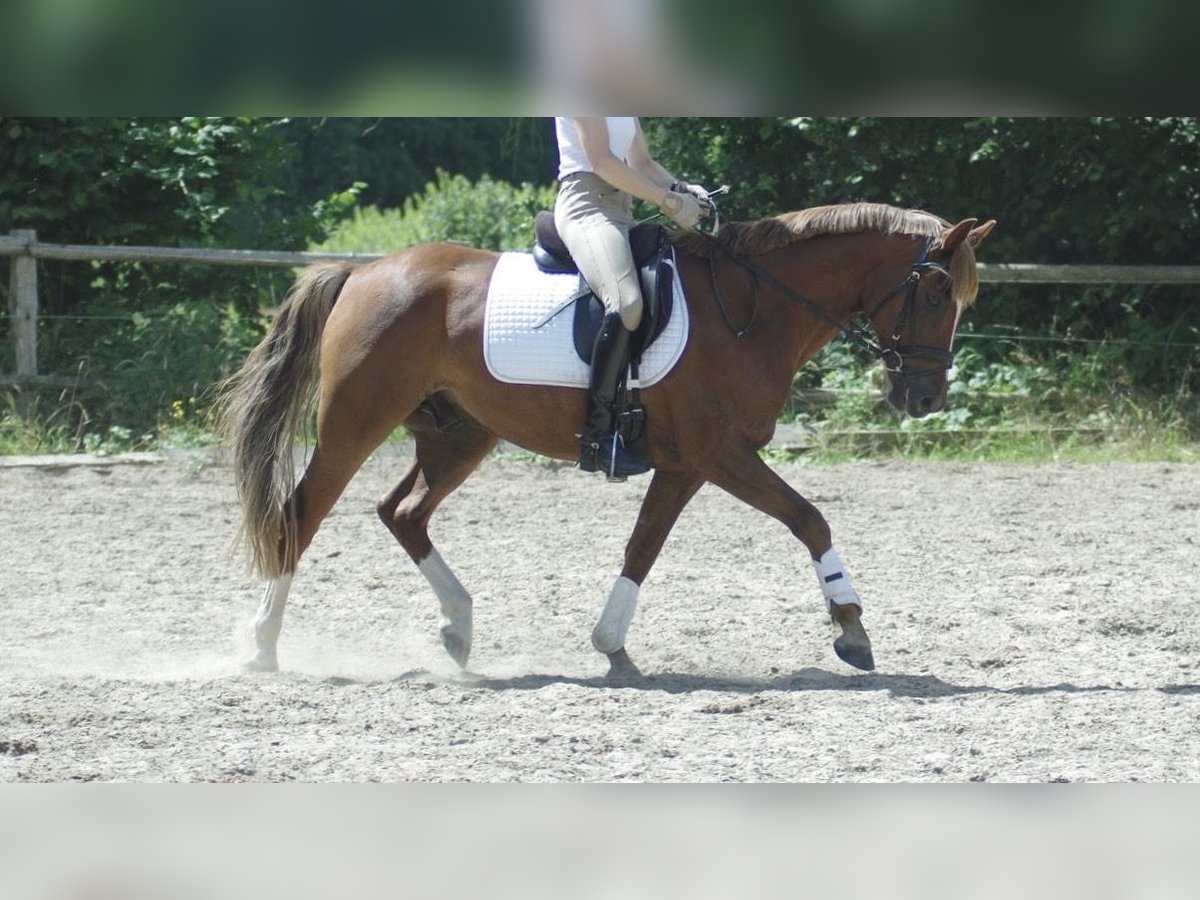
[697,231,954,376]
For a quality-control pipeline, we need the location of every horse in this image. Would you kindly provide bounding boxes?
[218,201,994,677]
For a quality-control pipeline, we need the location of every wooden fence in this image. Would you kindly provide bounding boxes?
[4,228,1200,382]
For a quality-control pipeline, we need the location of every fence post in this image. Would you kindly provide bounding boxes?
[8,229,37,378]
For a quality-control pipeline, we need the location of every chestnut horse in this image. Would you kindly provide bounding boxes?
[219,202,994,676]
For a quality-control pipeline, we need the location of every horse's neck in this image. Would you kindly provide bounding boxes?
[756,235,891,367]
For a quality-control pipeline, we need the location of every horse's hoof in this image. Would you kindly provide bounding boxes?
[833,635,875,671]
[441,627,471,669]
[605,648,642,680]
[243,654,279,673]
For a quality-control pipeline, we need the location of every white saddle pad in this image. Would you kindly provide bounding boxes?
[483,251,689,388]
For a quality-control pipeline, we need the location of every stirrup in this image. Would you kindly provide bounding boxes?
[605,433,627,483]
[599,432,650,482]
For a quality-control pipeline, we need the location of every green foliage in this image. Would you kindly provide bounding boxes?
[2,117,1197,459]
[1,117,352,249]
[1,117,361,335]
[314,170,557,253]
[278,118,556,211]
[784,343,1196,462]
[647,117,1200,264]
[0,298,265,455]
[646,116,1200,408]
[1,117,362,445]
[55,298,262,437]
[0,389,86,455]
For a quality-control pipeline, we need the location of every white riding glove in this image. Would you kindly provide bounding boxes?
[661,190,703,229]
[673,181,711,204]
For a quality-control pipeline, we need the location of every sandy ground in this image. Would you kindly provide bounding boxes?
[1,444,1198,782]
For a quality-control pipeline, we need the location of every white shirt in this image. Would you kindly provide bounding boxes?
[556,117,637,180]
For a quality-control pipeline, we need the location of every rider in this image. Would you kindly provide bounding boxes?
[554,117,708,478]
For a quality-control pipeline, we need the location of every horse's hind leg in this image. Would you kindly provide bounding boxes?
[246,397,411,672]
[377,400,497,668]
[244,440,385,672]
[246,575,293,672]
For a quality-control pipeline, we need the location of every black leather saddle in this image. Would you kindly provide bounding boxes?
[532,211,675,364]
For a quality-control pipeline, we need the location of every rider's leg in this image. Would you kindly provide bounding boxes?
[555,175,650,478]
[554,173,643,330]
[579,311,650,477]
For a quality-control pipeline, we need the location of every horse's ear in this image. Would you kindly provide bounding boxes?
[967,219,997,248]
[938,218,977,254]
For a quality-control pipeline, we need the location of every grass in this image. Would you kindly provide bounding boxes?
[3,397,1195,464]
[773,426,1198,465]
[3,353,1196,464]
[772,396,1198,465]
[0,389,210,457]
[0,389,88,455]
[769,345,1199,464]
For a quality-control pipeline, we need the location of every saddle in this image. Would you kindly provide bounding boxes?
[532,211,676,364]
[532,210,677,462]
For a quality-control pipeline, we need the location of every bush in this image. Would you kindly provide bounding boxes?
[20,288,266,452]
[785,339,1196,460]
[2,118,361,452]
[647,117,1200,403]
[2,169,558,454]
[313,169,556,254]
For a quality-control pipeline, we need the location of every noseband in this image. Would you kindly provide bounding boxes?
[702,232,955,378]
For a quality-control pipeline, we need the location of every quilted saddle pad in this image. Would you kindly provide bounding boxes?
[483,251,688,388]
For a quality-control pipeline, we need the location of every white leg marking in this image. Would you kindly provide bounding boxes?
[249,573,292,670]
[418,549,473,664]
[592,576,640,653]
[812,547,863,613]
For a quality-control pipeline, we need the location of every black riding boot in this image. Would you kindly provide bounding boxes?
[579,312,651,480]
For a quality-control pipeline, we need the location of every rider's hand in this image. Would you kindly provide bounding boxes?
[661,190,703,229]
[673,181,711,205]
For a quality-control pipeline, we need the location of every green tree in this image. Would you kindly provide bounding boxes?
[646,117,1200,398]
[1,117,358,316]
[1,117,359,439]
[277,117,557,211]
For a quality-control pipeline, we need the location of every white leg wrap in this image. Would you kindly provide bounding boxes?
[592,576,640,653]
[251,573,293,665]
[812,548,863,612]
[247,573,294,667]
[418,549,473,642]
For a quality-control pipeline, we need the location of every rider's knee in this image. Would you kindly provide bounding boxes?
[618,294,643,332]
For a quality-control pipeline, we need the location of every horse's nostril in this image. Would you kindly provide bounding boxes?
[917,395,934,413]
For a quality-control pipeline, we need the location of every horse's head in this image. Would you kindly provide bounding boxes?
[866,218,995,418]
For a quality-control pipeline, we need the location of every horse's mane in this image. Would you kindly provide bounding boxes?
[673,202,979,306]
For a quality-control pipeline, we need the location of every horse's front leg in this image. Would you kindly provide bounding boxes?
[594,470,704,677]
[706,447,875,671]
[816,551,875,672]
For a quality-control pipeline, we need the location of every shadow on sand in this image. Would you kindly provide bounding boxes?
[319,667,1162,700]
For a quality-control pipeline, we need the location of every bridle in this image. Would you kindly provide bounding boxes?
[860,237,956,378]
[699,231,957,379]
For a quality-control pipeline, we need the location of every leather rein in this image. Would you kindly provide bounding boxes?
[699,231,955,377]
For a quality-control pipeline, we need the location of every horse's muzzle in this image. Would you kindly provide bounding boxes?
[887,372,947,418]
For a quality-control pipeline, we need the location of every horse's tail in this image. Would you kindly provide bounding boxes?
[216,262,355,579]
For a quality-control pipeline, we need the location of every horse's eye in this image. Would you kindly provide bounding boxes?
[927,292,943,310]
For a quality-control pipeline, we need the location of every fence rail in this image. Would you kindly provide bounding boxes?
[4,229,1200,380]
